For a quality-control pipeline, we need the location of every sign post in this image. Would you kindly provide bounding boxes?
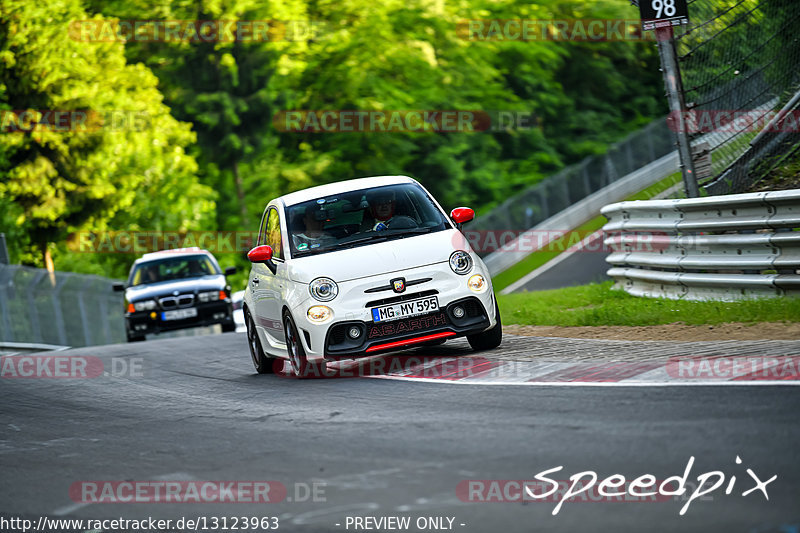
[638,0,690,31]
[637,0,699,197]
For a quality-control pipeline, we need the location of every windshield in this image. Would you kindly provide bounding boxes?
[129,254,220,286]
[286,183,450,258]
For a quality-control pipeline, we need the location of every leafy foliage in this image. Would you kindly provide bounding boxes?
[1,0,668,281]
[0,0,215,275]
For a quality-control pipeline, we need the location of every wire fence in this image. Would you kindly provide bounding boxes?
[0,263,125,347]
[471,118,675,238]
[475,1,800,241]
[677,0,800,194]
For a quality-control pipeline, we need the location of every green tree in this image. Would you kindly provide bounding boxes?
[0,0,215,271]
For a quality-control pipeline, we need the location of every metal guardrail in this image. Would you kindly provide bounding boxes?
[0,264,125,347]
[602,189,800,300]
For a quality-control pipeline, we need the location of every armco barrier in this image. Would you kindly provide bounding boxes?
[0,264,125,346]
[601,189,800,300]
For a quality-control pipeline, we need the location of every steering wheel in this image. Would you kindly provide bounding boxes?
[385,216,419,230]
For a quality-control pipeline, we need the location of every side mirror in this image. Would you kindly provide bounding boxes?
[450,207,475,225]
[112,282,125,292]
[248,245,277,275]
[224,266,237,276]
[247,245,273,263]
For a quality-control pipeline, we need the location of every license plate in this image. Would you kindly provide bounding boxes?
[161,308,198,321]
[371,296,439,323]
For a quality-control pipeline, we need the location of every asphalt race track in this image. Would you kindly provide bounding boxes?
[1,332,799,533]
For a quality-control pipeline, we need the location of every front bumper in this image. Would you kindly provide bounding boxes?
[289,261,497,362]
[125,301,234,336]
[323,296,492,359]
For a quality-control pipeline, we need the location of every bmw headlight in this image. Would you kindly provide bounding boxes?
[309,277,338,302]
[449,251,473,275]
[133,300,157,312]
[198,290,221,302]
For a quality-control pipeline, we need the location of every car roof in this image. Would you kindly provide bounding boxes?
[134,248,213,264]
[277,175,418,207]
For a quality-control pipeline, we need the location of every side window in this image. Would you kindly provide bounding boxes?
[258,207,270,247]
[265,208,283,260]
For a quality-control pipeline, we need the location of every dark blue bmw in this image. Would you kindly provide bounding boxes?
[113,248,236,342]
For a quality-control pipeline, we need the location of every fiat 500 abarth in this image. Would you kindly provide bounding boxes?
[243,175,502,377]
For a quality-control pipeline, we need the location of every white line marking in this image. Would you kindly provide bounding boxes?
[368,375,800,386]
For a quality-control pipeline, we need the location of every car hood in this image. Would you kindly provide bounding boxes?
[124,275,225,301]
[285,229,472,284]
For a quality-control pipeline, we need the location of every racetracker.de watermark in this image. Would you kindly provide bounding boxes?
[70,230,675,254]
[667,109,800,133]
[277,355,503,379]
[70,231,259,254]
[69,20,326,42]
[272,110,536,133]
[666,356,800,380]
[0,355,143,379]
[457,19,654,41]
[0,110,149,133]
[452,230,670,255]
[68,481,326,503]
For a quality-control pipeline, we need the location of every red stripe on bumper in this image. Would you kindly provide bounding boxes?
[365,332,456,354]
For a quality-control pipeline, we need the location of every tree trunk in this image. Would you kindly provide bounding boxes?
[41,241,56,287]
[232,159,248,226]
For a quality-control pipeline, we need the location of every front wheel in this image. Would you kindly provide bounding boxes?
[246,310,276,374]
[467,300,502,351]
[284,312,313,378]
[126,332,145,343]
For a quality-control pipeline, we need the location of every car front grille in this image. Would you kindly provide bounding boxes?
[159,294,195,309]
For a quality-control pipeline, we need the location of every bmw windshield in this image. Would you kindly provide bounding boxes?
[129,254,221,286]
[286,183,450,258]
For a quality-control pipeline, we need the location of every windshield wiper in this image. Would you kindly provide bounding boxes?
[332,234,389,248]
[396,227,435,235]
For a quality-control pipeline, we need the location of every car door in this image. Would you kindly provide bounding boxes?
[251,205,287,350]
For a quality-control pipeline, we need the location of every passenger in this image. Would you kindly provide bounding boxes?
[292,206,335,251]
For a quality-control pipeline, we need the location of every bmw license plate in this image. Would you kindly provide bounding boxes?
[161,308,198,321]
[371,296,439,323]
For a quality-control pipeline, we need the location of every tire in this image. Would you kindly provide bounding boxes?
[126,333,145,343]
[467,299,503,351]
[283,312,313,378]
[245,309,276,374]
[221,321,236,333]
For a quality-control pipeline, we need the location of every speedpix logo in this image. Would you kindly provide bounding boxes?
[458,456,776,516]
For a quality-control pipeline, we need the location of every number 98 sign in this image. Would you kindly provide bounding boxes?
[639,0,689,31]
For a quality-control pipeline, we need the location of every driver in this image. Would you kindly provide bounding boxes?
[364,190,396,231]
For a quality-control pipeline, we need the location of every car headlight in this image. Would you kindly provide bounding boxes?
[133,300,157,312]
[198,290,222,303]
[307,305,333,323]
[309,277,338,302]
[468,274,487,293]
[449,251,473,275]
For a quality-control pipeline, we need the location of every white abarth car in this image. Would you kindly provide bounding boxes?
[243,175,502,377]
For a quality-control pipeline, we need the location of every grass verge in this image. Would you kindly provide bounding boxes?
[496,281,800,327]
[491,171,683,292]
